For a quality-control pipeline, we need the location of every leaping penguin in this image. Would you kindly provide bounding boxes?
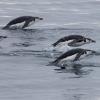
[51,48,96,65]
[52,35,96,47]
[2,16,43,29]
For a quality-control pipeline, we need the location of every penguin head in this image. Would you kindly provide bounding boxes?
[34,17,43,22]
[78,49,96,60]
[84,38,96,43]
[68,37,96,47]
[84,49,96,55]
[68,39,87,47]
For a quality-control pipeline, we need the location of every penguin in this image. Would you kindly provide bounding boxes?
[2,16,43,29]
[51,48,96,65]
[52,35,96,47]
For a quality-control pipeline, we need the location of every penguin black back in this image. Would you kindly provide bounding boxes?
[2,16,43,29]
[7,16,34,25]
[53,35,84,46]
[52,48,85,64]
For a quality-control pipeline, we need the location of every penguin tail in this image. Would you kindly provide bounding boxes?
[52,42,58,47]
[47,60,58,66]
[52,40,60,47]
[2,25,9,29]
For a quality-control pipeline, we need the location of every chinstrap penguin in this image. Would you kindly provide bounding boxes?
[51,48,96,65]
[52,35,96,47]
[2,16,43,29]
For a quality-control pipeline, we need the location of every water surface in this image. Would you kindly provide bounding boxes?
[0,0,100,100]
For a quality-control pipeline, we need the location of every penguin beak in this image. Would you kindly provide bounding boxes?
[91,50,96,53]
[39,18,43,20]
[90,39,96,43]
[92,40,96,43]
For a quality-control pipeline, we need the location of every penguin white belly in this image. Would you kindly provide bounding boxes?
[58,40,73,47]
[61,54,77,62]
[28,19,40,26]
[28,20,35,26]
[54,40,73,52]
[11,21,26,28]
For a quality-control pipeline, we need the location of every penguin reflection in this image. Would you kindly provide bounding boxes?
[55,63,93,77]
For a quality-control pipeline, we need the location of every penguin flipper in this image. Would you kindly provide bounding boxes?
[22,21,30,29]
[2,25,9,29]
[73,52,83,61]
[52,41,59,47]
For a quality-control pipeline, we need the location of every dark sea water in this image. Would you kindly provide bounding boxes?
[0,0,100,100]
